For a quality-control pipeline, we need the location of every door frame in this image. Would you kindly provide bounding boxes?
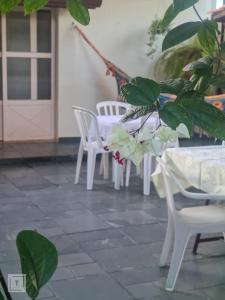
[1,8,56,142]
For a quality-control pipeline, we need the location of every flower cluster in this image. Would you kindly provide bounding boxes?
[107,123,189,167]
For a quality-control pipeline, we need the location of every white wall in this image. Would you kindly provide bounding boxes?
[57,0,214,138]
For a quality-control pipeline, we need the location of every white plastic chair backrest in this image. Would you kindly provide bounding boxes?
[96,101,130,116]
[72,106,103,149]
[157,157,225,215]
[222,141,225,146]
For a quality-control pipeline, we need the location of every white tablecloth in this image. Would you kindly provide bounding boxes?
[89,115,160,140]
[152,145,225,197]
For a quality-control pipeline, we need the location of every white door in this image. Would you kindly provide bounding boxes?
[1,10,55,142]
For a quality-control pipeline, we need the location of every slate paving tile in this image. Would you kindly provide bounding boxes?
[89,244,159,272]
[99,210,156,227]
[48,234,81,254]
[55,211,112,234]
[51,275,133,300]
[58,252,93,267]
[126,281,163,299]
[80,236,136,252]
[70,263,105,278]
[201,284,225,300]
[111,266,167,286]
[51,267,75,281]
[69,228,126,243]
[121,223,167,244]
[0,183,25,198]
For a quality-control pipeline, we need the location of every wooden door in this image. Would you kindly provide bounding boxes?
[1,10,55,142]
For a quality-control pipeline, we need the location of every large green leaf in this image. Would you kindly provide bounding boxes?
[67,0,90,25]
[198,20,217,54]
[24,0,48,14]
[122,106,156,122]
[0,0,21,14]
[0,290,5,300]
[183,56,213,72]
[121,77,160,107]
[180,96,225,140]
[159,101,193,134]
[16,230,58,300]
[173,0,199,11]
[161,0,199,28]
[159,79,193,95]
[210,75,225,89]
[162,21,202,51]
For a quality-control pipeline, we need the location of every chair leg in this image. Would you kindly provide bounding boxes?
[99,155,104,175]
[103,153,109,179]
[165,227,190,291]
[87,149,97,190]
[125,160,131,187]
[114,163,122,190]
[143,153,152,196]
[160,217,174,267]
[75,143,84,184]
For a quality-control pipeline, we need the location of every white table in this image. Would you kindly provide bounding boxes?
[89,114,160,192]
[89,114,160,141]
[152,145,225,198]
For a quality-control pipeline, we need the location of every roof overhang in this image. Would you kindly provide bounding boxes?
[46,0,102,9]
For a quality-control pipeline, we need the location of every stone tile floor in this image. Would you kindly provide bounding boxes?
[0,158,225,300]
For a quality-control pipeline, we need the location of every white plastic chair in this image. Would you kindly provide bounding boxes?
[96,100,130,116]
[158,157,225,291]
[96,101,131,186]
[72,106,113,190]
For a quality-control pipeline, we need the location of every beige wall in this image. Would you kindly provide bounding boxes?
[57,0,214,138]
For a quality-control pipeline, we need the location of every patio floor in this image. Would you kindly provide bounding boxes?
[0,157,225,299]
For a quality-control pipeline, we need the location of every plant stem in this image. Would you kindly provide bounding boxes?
[193,5,203,22]
[0,270,13,300]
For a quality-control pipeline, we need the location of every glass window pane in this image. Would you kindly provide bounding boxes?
[7,12,30,52]
[38,59,51,99]
[7,58,31,100]
[37,11,51,53]
[0,59,2,100]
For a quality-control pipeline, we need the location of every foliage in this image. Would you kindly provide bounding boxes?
[0,0,90,25]
[122,0,225,140]
[147,18,168,57]
[0,231,58,300]
[154,38,203,80]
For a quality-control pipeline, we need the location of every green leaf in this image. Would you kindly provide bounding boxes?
[159,79,193,95]
[198,20,217,54]
[221,41,225,53]
[173,0,199,11]
[159,101,193,134]
[121,77,160,107]
[180,95,225,140]
[0,0,21,14]
[161,0,199,28]
[183,56,213,72]
[0,290,5,300]
[16,230,58,300]
[210,75,225,89]
[162,21,202,51]
[24,0,48,14]
[67,0,90,25]
[122,106,156,122]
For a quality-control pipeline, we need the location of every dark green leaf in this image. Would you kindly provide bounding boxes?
[0,290,5,300]
[162,21,202,51]
[121,77,160,107]
[221,41,225,52]
[183,56,213,72]
[67,0,90,25]
[0,0,21,14]
[161,0,199,28]
[173,0,199,11]
[159,79,193,95]
[180,95,225,139]
[159,101,193,133]
[24,0,48,14]
[198,20,217,54]
[16,230,58,300]
[194,74,212,93]
[122,106,156,122]
[210,75,225,89]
